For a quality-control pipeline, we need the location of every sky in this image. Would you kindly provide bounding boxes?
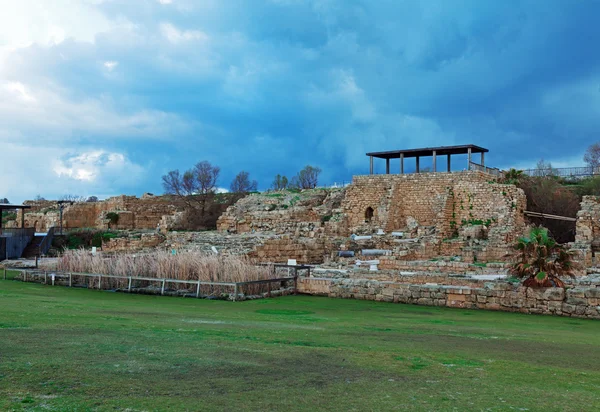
[1,0,600,203]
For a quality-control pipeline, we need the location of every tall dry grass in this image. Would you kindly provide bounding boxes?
[42,250,279,296]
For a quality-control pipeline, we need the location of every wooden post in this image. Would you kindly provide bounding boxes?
[69,273,72,287]
[416,156,420,173]
[400,153,404,174]
[467,147,472,169]
[385,158,390,174]
[432,150,437,172]
[196,280,201,298]
[161,279,166,295]
[234,283,238,302]
[369,156,374,174]
[447,154,451,172]
[128,277,132,292]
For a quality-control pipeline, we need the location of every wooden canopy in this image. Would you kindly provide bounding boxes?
[366,144,488,174]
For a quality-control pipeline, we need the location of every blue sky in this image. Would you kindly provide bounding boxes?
[1,0,600,202]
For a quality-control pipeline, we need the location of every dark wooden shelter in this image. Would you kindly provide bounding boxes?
[366,144,489,174]
[0,203,31,231]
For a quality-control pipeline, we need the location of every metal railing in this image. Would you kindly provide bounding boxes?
[39,226,56,256]
[469,162,501,176]
[521,166,600,178]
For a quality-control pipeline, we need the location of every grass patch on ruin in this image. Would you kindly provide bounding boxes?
[1,280,600,411]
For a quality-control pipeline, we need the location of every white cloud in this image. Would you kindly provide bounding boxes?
[3,81,36,103]
[158,0,173,4]
[103,61,119,71]
[0,0,114,49]
[159,22,208,44]
[0,145,146,203]
[0,81,190,142]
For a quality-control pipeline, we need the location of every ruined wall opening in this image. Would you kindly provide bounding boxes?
[365,207,374,223]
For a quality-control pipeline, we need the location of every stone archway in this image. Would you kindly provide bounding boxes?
[365,207,374,223]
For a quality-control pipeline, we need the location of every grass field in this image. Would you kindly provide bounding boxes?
[1,274,600,411]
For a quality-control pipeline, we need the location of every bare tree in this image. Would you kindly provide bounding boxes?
[230,171,258,193]
[271,174,289,191]
[162,161,220,197]
[194,161,220,194]
[533,159,555,177]
[584,142,600,169]
[162,160,221,220]
[86,196,99,202]
[295,165,322,189]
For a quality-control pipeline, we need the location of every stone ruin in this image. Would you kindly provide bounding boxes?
[217,171,527,266]
[12,194,186,232]
[9,170,600,319]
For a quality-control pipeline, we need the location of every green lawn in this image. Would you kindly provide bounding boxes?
[1,276,600,411]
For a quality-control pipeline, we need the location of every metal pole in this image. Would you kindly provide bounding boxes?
[432,151,437,172]
[369,156,374,174]
[196,280,201,298]
[161,279,166,295]
[481,152,485,167]
[59,205,63,235]
[416,156,420,173]
[447,154,451,172]
[128,276,132,292]
[385,158,390,174]
[69,273,72,287]
[3,268,6,280]
[234,283,238,302]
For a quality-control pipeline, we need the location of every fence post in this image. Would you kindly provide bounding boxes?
[52,274,55,286]
[44,271,47,285]
[268,281,272,298]
[234,283,238,302]
[294,276,298,295]
[3,268,5,280]
[128,277,132,292]
[24,271,26,282]
[98,275,102,290]
[196,280,201,298]
[161,279,166,295]
[69,273,72,287]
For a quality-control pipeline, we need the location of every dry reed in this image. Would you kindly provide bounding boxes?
[42,250,280,296]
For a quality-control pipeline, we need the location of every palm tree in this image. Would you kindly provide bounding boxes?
[511,227,576,288]
[502,168,524,184]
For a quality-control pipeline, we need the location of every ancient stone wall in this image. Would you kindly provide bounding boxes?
[16,195,184,232]
[298,277,600,319]
[572,196,600,267]
[217,172,527,265]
